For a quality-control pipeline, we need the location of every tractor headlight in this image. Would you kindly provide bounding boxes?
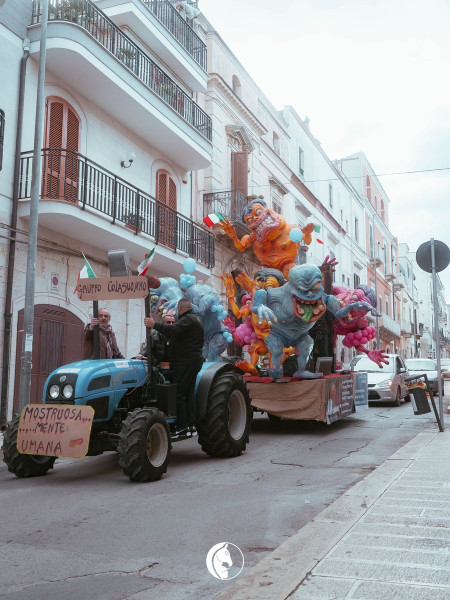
[49,385,60,399]
[62,384,74,399]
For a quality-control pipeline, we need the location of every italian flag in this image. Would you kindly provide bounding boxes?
[138,248,156,276]
[73,257,96,293]
[203,212,225,228]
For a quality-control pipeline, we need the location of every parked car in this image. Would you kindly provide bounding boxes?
[350,354,410,406]
[440,358,450,379]
[405,358,443,395]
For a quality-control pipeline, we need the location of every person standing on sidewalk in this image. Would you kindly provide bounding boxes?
[146,298,204,437]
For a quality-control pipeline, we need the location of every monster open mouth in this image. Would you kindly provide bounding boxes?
[252,210,279,241]
[293,296,326,322]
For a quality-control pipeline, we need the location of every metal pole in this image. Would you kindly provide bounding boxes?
[18,0,49,411]
[371,213,380,347]
[430,238,444,428]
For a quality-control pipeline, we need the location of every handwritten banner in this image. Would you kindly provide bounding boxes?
[17,404,94,459]
[77,276,149,301]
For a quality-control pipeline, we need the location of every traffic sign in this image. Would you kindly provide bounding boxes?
[416,239,450,273]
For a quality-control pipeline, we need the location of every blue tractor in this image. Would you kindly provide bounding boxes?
[2,358,253,482]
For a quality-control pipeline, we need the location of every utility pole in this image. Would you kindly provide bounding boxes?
[18,0,49,411]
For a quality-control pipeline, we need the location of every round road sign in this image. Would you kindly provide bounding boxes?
[416,239,450,273]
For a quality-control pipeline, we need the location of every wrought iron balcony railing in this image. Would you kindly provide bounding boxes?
[31,0,212,141]
[19,149,215,268]
[141,0,206,69]
[203,190,250,236]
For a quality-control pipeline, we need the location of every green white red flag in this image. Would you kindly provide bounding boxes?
[138,248,155,276]
[73,256,96,294]
[203,212,225,228]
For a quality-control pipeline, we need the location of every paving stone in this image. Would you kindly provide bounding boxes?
[290,576,355,599]
[351,579,450,600]
[314,558,450,586]
[329,544,450,567]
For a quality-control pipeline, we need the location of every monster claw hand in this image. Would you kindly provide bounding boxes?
[218,218,238,239]
[220,272,236,298]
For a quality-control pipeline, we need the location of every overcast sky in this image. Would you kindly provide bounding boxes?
[199,0,450,299]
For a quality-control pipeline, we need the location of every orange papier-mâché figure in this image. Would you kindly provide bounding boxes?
[218,199,314,279]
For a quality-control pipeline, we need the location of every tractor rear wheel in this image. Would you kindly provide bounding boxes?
[118,408,171,482]
[2,414,56,477]
[197,371,252,458]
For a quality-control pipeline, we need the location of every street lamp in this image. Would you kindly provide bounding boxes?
[370,212,380,348]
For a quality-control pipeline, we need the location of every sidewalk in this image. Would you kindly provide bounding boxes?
[216,428,450,600]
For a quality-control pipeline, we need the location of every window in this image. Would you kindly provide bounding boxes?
[43,97,80,201]
[328,183,333,209]
[366,175,371,200]
[354,217,359,242]
[354,273,360,288]
[0,109,4,171]
[272,199,282,214]
[298,146,304,175]
[383,243,387,267]
[381,200,385,222]
[369,223,374,258]
[273,132,280,155]
[385,296,389,315]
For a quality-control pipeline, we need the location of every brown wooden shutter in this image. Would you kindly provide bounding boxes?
[43,97,80,201]
[231,151,248,196]
[155,169,177,249]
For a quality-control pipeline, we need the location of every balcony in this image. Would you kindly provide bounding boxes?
[203,190,250,238]
[401,320,413,338]
[98,0,207,90]
[18,149,215,270]
[370,257,383,268]
[29,0,212,169]
[380,312,401,338]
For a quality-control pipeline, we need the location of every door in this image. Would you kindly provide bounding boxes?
[43,97,80,202]
[13,305,84,412]
[231,151,248,219]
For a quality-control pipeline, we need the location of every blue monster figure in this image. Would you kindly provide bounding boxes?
[251,264,375,379]
[185,281,231,362]
[148,277,231,362]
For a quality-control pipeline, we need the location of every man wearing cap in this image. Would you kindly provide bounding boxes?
[146,298,204,437]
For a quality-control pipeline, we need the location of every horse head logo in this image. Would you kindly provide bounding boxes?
[206,542,243,580]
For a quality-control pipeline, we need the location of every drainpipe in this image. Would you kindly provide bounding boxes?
[0,38,30,428]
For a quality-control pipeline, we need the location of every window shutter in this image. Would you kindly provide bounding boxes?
[44,97,80,201]
[231,151,248,197]
[155,169,177,249]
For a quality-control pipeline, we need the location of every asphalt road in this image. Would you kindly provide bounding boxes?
[0,386,446,600]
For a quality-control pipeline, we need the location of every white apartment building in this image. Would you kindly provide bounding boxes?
[0,0,212,420]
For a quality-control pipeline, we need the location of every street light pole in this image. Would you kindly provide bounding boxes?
[371,212,380,348]
[18,0,49,411]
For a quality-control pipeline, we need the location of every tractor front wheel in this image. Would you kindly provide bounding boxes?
[2,414,56,477]
[197,371,252,458]
[118,408,171,482]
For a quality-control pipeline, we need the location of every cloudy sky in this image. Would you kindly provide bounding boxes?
[199,0,450,299]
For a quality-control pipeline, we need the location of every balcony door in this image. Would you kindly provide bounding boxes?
[43,97,80,202]
[231,151,248,219]
[155,169,177,249]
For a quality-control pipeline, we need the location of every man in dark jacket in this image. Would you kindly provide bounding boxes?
[147,298,204,437]
[136,312,175,363]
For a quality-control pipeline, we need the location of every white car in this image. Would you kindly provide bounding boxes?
[350,354,410,406]
[440,358,450,379]
[405,358,443,395]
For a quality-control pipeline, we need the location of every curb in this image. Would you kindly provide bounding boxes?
[213,430,439,600]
